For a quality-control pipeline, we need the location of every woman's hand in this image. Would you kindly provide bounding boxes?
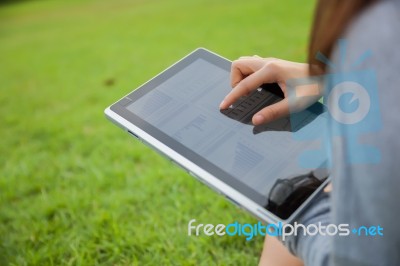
[219,56,321,125]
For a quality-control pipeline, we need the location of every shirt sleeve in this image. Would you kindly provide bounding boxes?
[279,1,400,265]
[282,192,332,266]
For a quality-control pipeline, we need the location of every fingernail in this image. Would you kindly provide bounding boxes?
[253,114,264,125]
[219,100,226,109]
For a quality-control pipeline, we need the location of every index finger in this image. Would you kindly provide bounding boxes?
[221,67,273,109]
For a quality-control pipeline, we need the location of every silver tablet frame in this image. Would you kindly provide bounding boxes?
[105,48,330,224]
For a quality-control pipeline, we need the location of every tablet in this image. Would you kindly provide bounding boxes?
[105,48,330,224]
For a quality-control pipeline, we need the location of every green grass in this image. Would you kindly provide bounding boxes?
[0,0,314,265]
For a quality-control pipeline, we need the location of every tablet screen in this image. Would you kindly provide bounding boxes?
[112,49,328,219]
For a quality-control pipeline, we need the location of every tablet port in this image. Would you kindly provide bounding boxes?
[225,195,242,209]
[127,130,139,139]
[190,172,222,195]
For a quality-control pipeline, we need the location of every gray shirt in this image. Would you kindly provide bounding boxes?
[282,1,400,265]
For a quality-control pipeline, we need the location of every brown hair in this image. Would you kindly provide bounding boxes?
[308,0,377,75]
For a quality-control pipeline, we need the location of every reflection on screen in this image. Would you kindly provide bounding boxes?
[127,58,327,196]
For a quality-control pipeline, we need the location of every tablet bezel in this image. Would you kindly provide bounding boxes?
[105,48,330,223]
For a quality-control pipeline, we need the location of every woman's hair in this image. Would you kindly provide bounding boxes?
[308,0,377,75]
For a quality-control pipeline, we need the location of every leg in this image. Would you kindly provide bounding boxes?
[258,235,304,266]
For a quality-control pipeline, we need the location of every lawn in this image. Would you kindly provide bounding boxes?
[0,0,314,265]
